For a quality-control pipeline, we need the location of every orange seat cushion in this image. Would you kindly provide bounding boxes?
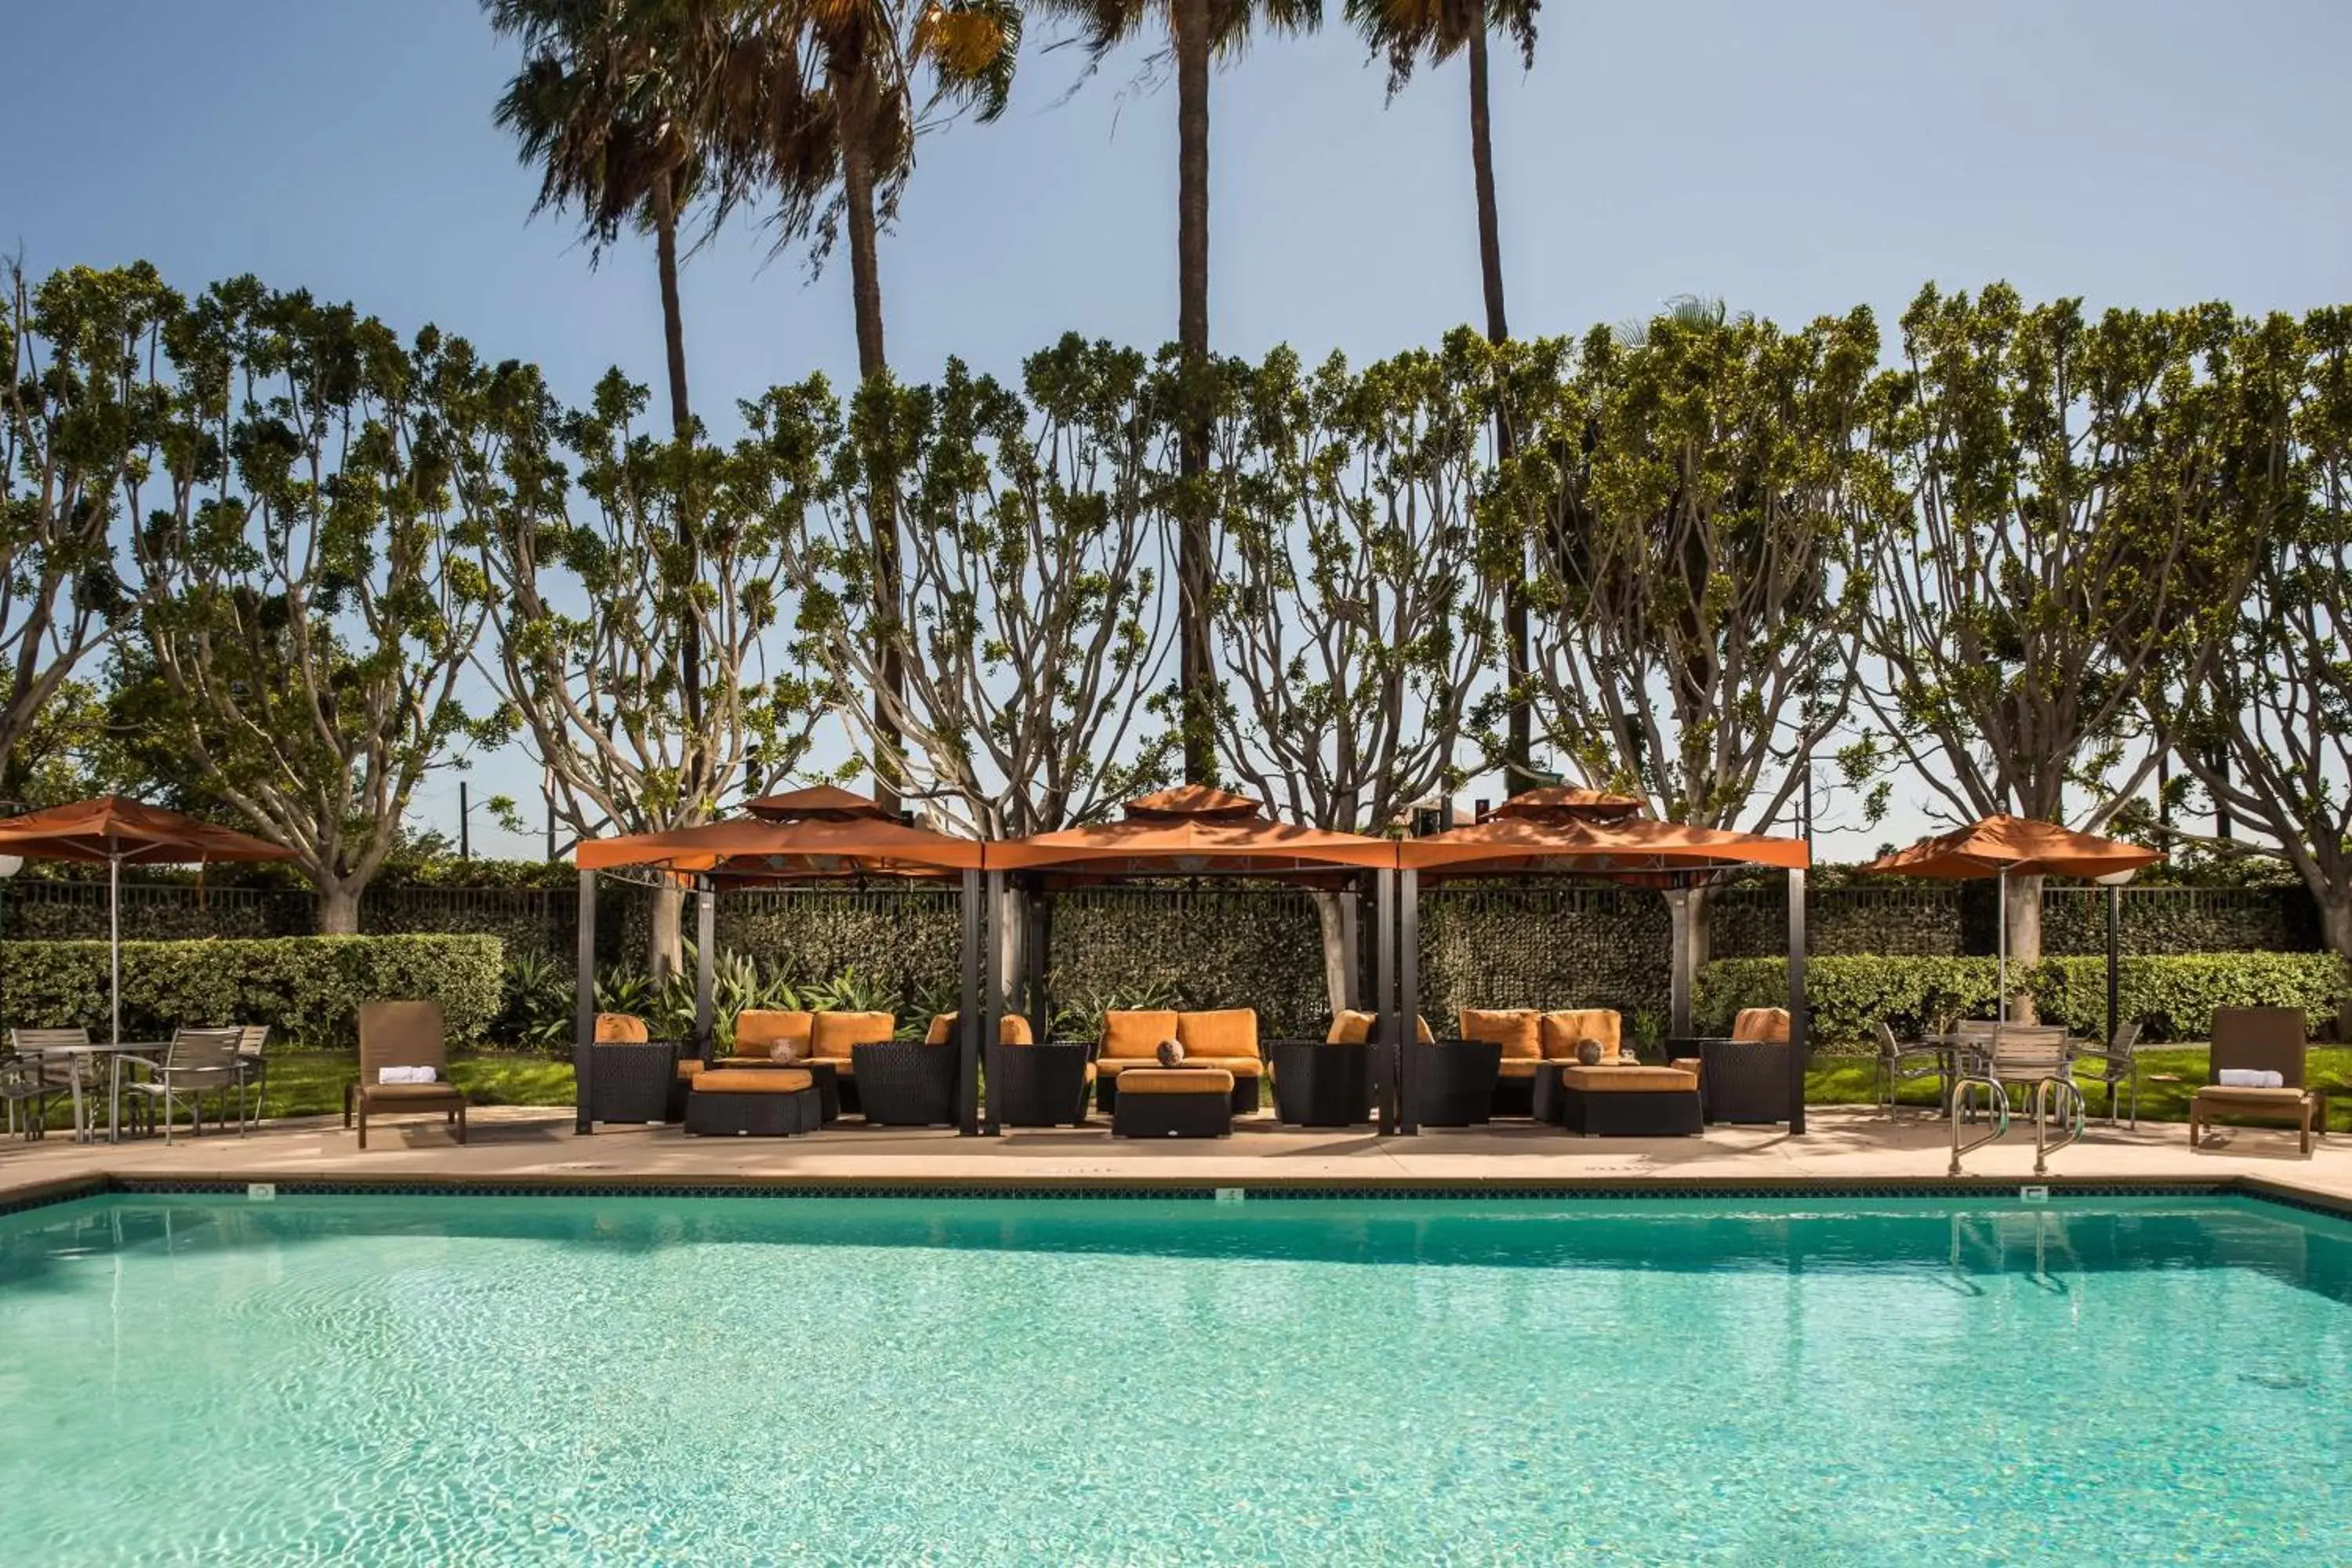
[925,1012,1036,1046]
[1178,1009,1258,1058]
[1541,1009,1623,1062]
[594,1012,649,1043]
[1460,1008,1542,1060]
[1559,1065,1698,1093]
[1732,1007,1791,1043]
[1497,1058,1548,1080]
[811,1011,896,1056]
[691,1068,815,1094]
[1117,1068,1234,1096]
[1103,1010,1181,1060]
[736,1011,815,1052]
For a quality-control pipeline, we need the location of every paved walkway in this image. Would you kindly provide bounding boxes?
[5,1105,2348,1207]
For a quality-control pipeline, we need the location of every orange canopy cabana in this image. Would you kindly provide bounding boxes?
[576,806,983,882]
[987,784,1399,877]
[0,796,296,1045]
[568,790,989,1134]
[1396,788,1814,1133]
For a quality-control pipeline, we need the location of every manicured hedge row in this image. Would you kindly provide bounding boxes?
[1697,953,2350,1047]
[0,935,504,1047]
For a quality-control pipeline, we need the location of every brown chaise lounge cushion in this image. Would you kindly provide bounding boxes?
[353,999,466,1149]
[691,1068,815,1094]
[2191,1006,2319,1153]
[1117,1068,1235,1096]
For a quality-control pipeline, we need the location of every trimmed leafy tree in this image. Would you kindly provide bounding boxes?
[129,281,528,932]
[770,336,1178,837]
[1857,285,2297,980]
[477,370,822,975]
[2154,308,2352,992]
[1209,338,1497,1007]
[1515,304,1887,967]
[0,261,166,789]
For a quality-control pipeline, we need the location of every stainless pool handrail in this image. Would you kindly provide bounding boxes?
[1947,1076,2011,1175]
[2031,1076,2086,1177]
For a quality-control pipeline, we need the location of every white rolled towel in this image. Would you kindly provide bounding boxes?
[2216,1069,2285,1089]
[377,1065,440,1084]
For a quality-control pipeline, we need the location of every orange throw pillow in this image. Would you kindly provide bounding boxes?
[1458,1008,1541,1060]
[1103,1010,1181,1059]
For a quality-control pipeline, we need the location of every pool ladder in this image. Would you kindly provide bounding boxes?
[1947,1076,2086,1177]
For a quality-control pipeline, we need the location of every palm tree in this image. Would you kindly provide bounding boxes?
[1348,0,1538,786]
[718,0,1021,813]
[487,0,730,442]
[1039,0,1322,782]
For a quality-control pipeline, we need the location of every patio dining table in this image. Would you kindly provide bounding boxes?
[21,1040,170,1144]
[1917,1029,2091,1115]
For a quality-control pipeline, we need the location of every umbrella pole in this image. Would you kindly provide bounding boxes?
[109,852,122,1047]
[1996,869,2008,1025]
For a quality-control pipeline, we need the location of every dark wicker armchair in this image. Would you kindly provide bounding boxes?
[851,1042,960,1127]
[992,1044,1094,1127]
[1404,1039,1502,1127]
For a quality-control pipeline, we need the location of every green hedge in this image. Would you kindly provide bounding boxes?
[1697,953,2350,1047]
[0,935,505,1048]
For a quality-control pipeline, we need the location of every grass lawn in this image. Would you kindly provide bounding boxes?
[1805,1046,2352,1131]
[28,1047,2352,1134]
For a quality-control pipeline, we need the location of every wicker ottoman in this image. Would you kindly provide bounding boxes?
[684,1068,821,1137]
[1553,1065,1703,1137]
[1112,1068,1235,1138]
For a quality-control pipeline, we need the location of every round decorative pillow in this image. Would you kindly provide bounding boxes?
[1156,1038,1187,1067]
[1576,1039,1603,1066]
[769,1040,804,1065]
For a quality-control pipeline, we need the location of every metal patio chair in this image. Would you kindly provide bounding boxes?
[1873,1020,1944,1116]
[2071,1020,2144,1127]
[124,1027,249,1143]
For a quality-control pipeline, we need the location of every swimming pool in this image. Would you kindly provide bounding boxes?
[2,1188,2347,1565]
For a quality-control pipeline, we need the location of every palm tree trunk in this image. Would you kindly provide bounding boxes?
[653,171,701,978]
[1174,0,1214,784]
[1468,28,1533,793]
[838,78,902,818]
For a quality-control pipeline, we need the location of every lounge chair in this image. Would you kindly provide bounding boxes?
[349,1000,467,1149]
[2191,1007,2321,1155]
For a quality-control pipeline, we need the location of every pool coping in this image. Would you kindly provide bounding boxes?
[9,1170,2351,1224]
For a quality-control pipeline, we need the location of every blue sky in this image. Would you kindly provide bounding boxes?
[8,0,2350,857]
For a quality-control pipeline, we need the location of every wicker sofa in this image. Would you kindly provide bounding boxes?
[1454,1007,1632,1117]
[1094,1009,1262,1113]
[711,1009,895,1117]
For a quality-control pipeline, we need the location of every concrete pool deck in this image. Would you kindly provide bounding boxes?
[4,1105,2350,1210]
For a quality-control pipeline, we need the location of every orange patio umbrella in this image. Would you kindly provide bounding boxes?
[0,796,296,1044]
[1861,814,2162,1025]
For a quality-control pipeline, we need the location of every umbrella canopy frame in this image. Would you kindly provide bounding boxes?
[571,798,991,1134]
[1860,814,2161,1031]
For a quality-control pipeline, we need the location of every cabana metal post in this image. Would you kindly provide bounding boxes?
[1787,866,1808,1135]
[962,867,985,1136]
[1391,867,1414,1136]
[574,866,595,1135]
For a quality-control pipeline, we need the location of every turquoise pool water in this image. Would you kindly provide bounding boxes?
[2,1191,2349,1566]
